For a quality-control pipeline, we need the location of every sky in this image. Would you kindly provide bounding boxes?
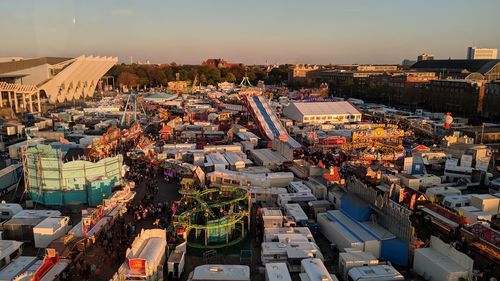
[1,0,499,65]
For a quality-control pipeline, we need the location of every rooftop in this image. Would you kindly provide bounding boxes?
[411,59,500,74]
[287,101,361,116]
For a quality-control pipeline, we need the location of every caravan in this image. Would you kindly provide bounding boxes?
[261,242,324,272]
[0,203,22,221]
[300,258,339,281]
[347,265,404,281]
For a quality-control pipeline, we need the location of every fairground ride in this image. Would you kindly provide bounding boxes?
[170,186,251,249]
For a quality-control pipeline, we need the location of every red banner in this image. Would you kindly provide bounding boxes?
[128,258,146,276]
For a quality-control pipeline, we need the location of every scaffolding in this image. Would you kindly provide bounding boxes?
[23,144,124,206]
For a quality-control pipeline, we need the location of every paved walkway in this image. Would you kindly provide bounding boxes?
[67,172,181,281]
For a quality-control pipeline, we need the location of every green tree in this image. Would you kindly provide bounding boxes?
[117,72,139,87]
[225,72,236,82]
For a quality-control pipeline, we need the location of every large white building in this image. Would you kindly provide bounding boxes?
[0,55,117,113]
[282,101,362,124]
[467,47,498,60]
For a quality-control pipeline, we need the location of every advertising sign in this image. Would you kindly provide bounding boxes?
[128,258,146,276]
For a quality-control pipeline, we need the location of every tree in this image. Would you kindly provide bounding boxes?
[117,72,139,87]
[200,74,207,85]
[225,73,236,83]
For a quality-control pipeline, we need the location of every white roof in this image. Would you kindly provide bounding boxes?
[300,258,334,281]
[13,210,62,219]
[192,265,250,281]
[261,208,283,218]
[339,252,378,263]
[34,216,69,232]
[0,240,23,261]
[471,194,498,200]
[264,227,314,242]
[284,204,308,222]
[249,187,288,195]
[265,263,292,281]
[261,242,323,259]
[137,237,166,266]
[0,256,38,281]
[286,101,361,116]
[289,181,311,192]
[347,265,403,279]
[415,247,468,274]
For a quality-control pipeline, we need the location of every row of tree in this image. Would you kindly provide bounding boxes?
[108,63,290,88]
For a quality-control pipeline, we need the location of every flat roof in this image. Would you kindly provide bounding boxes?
[289,101,361,116]
[415,247,468,273]
[261,208,283,217]
[192,265,250,281]
[0,256,38,281]
[300,258,334,281]
[265,263,292,281]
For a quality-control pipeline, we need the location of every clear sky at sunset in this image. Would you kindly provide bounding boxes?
[1,0,499,64]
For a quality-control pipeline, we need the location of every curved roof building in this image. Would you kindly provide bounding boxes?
[411,59,500,81]
[0,55,117,113]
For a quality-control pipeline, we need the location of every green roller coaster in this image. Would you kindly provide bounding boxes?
[170,186,251,248]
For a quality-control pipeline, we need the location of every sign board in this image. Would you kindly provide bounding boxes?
[82,205,105,237]
[128,258,146,276]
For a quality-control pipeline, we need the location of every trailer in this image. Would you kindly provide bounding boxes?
[0,203,23,221]
[0,164,23,195]
[413,236,473,281]
[300,258,339,281]
[167,251,185,280]
[339,252,378,281]
[33,217,70,248]
[284,204,308,226]
[347,265,404,281]
[123,229,167,281]
[277,192,316,207]
[188,265,250,281]
[2,216,45,242]
[0,240,23,268]
[0,256,38,281]
[261,208,284,229]
[288,181,311,193]
[307,200,332,219]
[248,187,287,204]
[263,227,315,243]
[317,211,381,258]
[265,263,292,281]
[261,242,324,272]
